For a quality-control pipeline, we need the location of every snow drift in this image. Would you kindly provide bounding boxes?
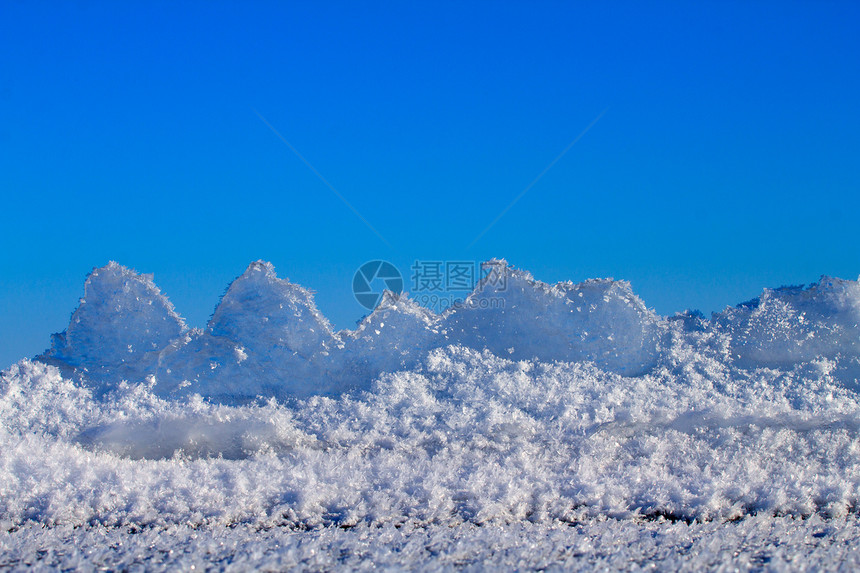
[38,259,666,400]
[3,260,860,529]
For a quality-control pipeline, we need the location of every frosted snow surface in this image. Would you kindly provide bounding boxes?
[4,516,860,571]
[40,262,186,393]
[38,259,666,399]
[4,260,860,569]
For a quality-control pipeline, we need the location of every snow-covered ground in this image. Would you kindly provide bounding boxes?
[2,260,860,569]
[3,516,860,571]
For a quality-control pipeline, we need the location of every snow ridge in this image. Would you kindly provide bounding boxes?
[38,259,668,399]
[35,259,860,400]
[1,260,858,529]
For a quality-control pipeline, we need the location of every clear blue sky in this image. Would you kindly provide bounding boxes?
[2,1,859,367]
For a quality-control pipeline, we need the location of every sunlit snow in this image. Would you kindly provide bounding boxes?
[3,260,860,569]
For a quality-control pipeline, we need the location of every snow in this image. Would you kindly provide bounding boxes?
[37,260,668,400]
[39,262,186,394]
[4,259,860,568]
[714,276,860,387]
[4,516,860,571]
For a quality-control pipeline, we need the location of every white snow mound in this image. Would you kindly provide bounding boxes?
[39,259,669,399]
[0,260,858,529]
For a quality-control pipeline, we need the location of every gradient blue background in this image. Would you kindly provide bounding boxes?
[2,1,859,368]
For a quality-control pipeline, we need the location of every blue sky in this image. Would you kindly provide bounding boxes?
[2,1,859,367]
